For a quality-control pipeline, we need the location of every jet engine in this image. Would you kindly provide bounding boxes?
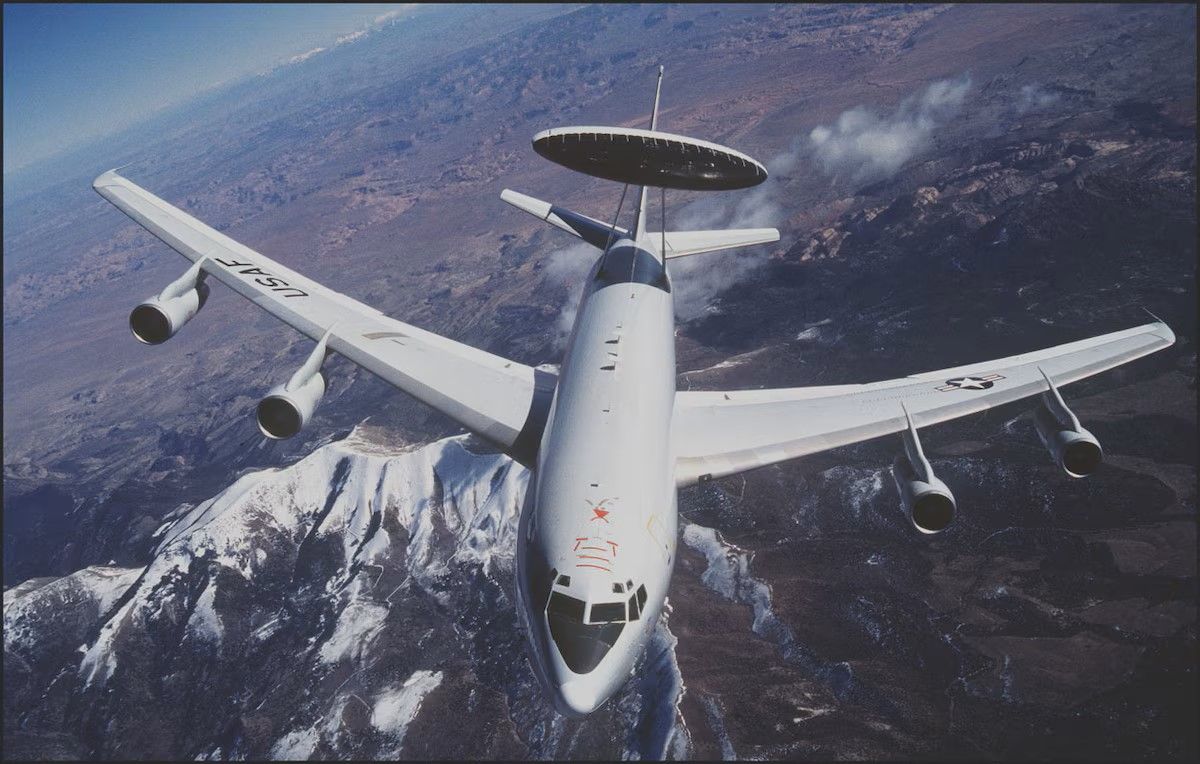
[891,408,956,534]
[256,332,331,440]
[892,453,957,534]
[1032,371,1102,478]
[130,260,209,344]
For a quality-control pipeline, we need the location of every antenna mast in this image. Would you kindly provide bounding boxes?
[634,66,665,243]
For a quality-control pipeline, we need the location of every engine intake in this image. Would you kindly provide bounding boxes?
[1033,370,1103,478]
[130,285,209,344]
[130,260,210,344]
[1034,403,1102,478]
[892,407,956,534]
[256,332,331,439]
[257,373,325,439]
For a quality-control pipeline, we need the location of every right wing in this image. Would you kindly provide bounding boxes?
[94,171,554,463]
[673,321,1175,485]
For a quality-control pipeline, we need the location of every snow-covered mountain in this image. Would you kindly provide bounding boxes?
[5,425,757,760]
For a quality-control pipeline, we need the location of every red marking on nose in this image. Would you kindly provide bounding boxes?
[607,541,619,555]
[592,508,610,522]
[578,555,609,562]
[576,563,611,571]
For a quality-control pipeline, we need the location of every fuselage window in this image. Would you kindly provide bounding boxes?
[589,601,627,624]
[636,584,648,610]
[627,593,640,620]
[548,591,586,622]
[556,574,571,587]
[612,582,625,594]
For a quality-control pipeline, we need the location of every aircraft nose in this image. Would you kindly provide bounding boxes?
[555,678,602,717]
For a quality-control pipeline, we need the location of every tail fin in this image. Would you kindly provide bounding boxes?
[500,189,628,250]
[647,228,780,258]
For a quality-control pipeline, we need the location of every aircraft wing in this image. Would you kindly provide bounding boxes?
[672,321,1176,486]
[93,170,553,464]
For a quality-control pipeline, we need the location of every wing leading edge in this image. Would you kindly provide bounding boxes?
[673,321,1175,486]
[93,171,553,464]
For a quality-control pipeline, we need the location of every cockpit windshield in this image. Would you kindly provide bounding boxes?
[547,591,624,674]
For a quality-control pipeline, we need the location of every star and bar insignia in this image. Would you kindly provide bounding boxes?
[936,373,1005,392]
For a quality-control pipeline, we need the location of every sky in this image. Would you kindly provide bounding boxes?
[2,3,416,173]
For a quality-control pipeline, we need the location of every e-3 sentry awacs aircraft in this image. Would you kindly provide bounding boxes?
[93,69,1175,716]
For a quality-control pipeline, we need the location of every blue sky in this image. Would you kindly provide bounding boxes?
[3,3,416,173]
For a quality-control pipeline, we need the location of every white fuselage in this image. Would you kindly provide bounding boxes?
[515,238,678,715]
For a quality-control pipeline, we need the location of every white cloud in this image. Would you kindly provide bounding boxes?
[541,242,596,350]
[335,30,367,46]
[661,147,795,322]
[808,74,972,183]
[287,47,326,65]
[668,248,769,323]
[371,670,443,744]
[374,7,413,26]
[1016,83,1060,113]
[279,5,416,69]
[540,78,968,328]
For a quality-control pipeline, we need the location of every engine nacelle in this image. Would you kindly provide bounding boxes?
[892,454,957,534]
[129,258,210,345]
[1033,402,1103,478]
[129,283,210,344]
[257,372,325,440]
[256,331,332,440]
[1031,371,1103,478]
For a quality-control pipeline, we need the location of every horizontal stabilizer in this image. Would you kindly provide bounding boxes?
[500,189,626,250]
[647,228,780,258]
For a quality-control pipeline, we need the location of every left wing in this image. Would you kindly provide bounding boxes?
[673,321,1175,486]
[94,171,554,464]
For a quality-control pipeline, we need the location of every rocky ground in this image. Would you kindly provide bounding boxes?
[4,3,1196,760]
